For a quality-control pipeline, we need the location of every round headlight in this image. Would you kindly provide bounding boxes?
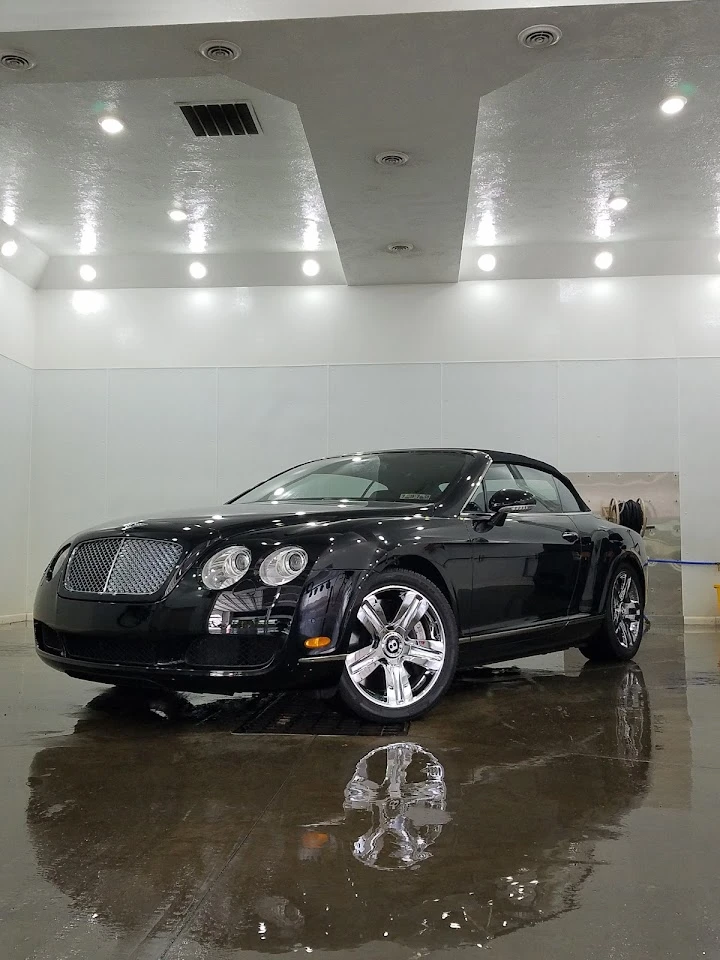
[201,546,251,590]
[259,546,308,586]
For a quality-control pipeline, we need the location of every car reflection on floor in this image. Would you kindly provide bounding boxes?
[26,663,650,954]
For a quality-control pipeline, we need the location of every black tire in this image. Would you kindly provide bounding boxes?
[581,563,645,662]
[337,569,459,723]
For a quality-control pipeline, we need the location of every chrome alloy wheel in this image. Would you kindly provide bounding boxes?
[612,571,642,648]
[344,586,447,709]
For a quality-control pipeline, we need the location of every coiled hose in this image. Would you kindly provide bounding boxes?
[607,497,647,535]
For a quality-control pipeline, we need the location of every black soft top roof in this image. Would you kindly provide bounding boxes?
[481,450,589,512]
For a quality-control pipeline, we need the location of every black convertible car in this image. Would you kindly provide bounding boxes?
[35,449,647,721]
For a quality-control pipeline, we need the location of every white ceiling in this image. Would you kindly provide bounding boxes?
[0,77,337,257]
[461,52,720,277]
[0,0,695,33]
[2,1,720,287]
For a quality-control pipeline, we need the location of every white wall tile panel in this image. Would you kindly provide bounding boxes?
[28,370,109,594]
[558,359,679,473]
[441,361,558,464]
[106,368,218,518]
[0,356,31,617]
[217,366,329,500]
[0,267,34,368]
[678,358,720,618]
[34,276,711,371]
[328,364,441,454]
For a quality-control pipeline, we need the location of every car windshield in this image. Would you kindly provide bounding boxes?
[230,451,475,505]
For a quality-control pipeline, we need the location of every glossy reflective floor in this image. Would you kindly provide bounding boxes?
[2,622,719,960]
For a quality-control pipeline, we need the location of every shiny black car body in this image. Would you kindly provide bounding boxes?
[35,449,648,720]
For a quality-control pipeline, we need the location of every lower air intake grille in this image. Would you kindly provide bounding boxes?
[64,538,184,597]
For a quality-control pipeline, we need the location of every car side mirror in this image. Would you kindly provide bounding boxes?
[487,488,537,526]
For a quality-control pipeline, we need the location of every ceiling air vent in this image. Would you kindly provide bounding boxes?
[198,40,241,63]
[1,50,35,71]
[178,102,261,137]
[375,151,410,167]
[386,242,415,254]
[517,24,562,49]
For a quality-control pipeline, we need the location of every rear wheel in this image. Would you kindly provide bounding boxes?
[581,563,645,662]
[338,570,458,723]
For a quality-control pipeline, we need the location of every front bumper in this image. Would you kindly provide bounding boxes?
[34,565,363,694]
[35,645,345,693]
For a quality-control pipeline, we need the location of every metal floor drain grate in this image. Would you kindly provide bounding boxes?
[231,692,409,736]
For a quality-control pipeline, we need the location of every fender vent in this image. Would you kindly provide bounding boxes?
[178,102,261,137]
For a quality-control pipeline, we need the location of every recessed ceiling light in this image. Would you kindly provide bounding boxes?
[99,116,125,135]
[594,251,613,271]
[189,261,207,280]
[2,208,16,226]
[302,258,320,277]
[168,209,188,222]
[477,253,497,272]
[79,264,97,282]
[608,195,629,211]
[660,95,687,116]
[1,239,18,257]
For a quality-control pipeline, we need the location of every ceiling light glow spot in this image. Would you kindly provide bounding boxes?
[302,258,320,277]
[189,261,207,280]
[2,207,16,226]
[302,220,320,251]
[476,210,496,246]
[99,116,125,135]
[594,215,612,240]
[594,251,613,271]
[168,209,188,222]
[71,290,104,315]
[660,95,687,115]
[79,223,97,255]
[189,223,206,253]
[477,253,496,272]
[1,240,18,257]
[79,264,97,282]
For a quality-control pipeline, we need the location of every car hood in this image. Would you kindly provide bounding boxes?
[74,501,434,545]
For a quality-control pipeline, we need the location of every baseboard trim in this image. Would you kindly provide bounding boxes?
[0,613,29,625]
[684,616,720,627]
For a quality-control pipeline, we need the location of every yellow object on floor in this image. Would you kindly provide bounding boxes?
[715,584,720,612]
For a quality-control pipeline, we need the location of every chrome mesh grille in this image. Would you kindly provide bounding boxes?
[64,538,184,597]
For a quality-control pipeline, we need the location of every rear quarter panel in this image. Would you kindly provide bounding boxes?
[571,513,647,616]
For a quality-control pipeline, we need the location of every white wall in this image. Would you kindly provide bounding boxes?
[0,267,34,620]
[0,266,35,368]
[26,277,720,617]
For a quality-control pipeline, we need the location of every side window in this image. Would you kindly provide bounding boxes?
[511,465,563,514]
[481,463,516,509]
[555,477,583,512]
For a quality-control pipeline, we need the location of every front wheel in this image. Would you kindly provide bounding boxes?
[581,563,645,662]
[337,570,459,723]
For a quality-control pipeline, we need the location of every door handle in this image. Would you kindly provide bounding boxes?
[562,530,580,544]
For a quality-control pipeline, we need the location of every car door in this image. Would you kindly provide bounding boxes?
[467,462,582,635]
